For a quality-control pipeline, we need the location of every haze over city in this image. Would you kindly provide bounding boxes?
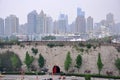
[0,0,120,42]
[0,0,120,24]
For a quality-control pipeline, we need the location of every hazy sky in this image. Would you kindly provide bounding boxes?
[0,0,120,24]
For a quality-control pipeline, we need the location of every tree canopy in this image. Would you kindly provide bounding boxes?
[97,53,104,75]
[64,51,72,72]
[24,51,34,70]
[38,54,45,68]
[75,54,82,72]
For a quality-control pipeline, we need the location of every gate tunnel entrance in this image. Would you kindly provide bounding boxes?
[52,65,60,74]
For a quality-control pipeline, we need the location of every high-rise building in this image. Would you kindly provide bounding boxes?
[87,16,93,33]
[27,10,38,34]
[58,14,68,34]
[0,18,4,36]
[53,21,59,34]
[36,10,46,34]
[77,8,85,17]
[5,15,19,36]
[100,20,107,26]
[75,8,86,34]
[106,13,115,35]
[106,13,114,26]
[69,22,75,33]
[93,23,101,37]
[19,23,28,35]
[113,23,120,35]
[45,17,53,34]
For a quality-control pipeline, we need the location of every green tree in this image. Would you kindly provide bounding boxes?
[38,54,45,68]
[10,54,19,70]
[31,48,38,55]
[64,51,72,72]
[97,53,103,75]
[24,51,34,71]
[85,43,92,54]
[86,43,92,49]
[115,58,120,74]
[0,51,22,71]
[75,54,82,72]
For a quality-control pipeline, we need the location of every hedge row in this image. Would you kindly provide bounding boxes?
[47,43,64,48]
[61,73,120,79]
[2,72,45,75]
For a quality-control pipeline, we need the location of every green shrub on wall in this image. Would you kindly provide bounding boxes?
[47,43,64,48]
[115,58,120,74]
[0,51,22,72]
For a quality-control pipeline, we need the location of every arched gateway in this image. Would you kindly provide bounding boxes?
[52,65,60,74]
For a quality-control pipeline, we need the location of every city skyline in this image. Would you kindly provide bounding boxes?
[0,9,119,25]
[0,10,118,36]
[0,0,120,24]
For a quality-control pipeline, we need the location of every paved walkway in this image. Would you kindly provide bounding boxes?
[1,75,120,80]
[0,75,85,80]
[91,78,120,80]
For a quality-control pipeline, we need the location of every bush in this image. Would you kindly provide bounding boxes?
[79,48,84,52]
[86,43,92,49]
[31,48,38,55]
[47,43,64,48]
[85,75,91,80]
[58,44,64,47]
[20,44,25,48]
[47,43,56,48]
[115,58,120,74]
[2,72,45,75]
[78,43,85,47]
